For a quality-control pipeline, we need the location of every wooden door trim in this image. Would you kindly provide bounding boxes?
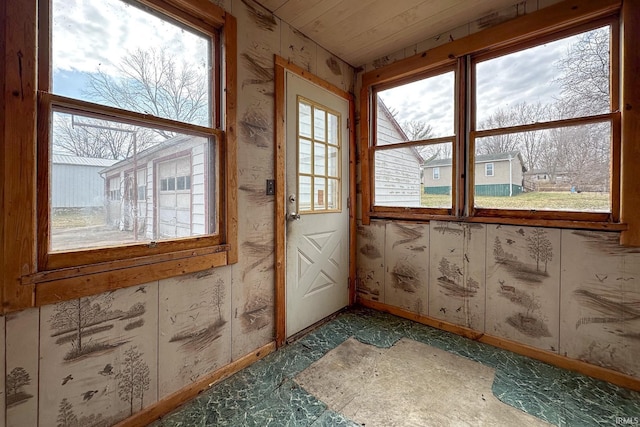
[274,55,355,347]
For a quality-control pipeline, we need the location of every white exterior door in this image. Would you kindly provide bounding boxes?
[285,71,350,337]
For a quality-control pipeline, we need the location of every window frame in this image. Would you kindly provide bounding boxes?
[433,167,440,180]
[0,0,237,310]
[484,163,494,177]
[360,0,626,229]
[370,65,457,216]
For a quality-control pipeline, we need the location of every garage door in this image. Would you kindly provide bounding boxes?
[158,156,191,238]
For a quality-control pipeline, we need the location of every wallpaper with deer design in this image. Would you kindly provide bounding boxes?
[356,220,640,379]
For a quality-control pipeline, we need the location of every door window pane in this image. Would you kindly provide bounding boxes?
[297,97,341,213]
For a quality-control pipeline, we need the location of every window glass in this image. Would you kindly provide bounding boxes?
[375,142,453,209]
[51,0,212,126]
[485,163,494,176]
[376,71,455,142]
[297,97,341,212]
[476,26,610,130]
[474,122,611,212]
[50,110,214,252]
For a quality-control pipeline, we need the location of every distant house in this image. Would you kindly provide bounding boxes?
[423,151,526,197]
[375,98,423,206]
[52,154,116,209]
[101,135,212,239]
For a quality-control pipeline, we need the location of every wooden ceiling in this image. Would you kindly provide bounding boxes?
[254,0,524,67]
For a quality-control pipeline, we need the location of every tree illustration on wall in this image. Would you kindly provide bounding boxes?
[57,398,78,427]
[526,228,553,272]
[6,367,33,406]
[49,293,115,359]
[117,346,150,415]
[212,277,226,324]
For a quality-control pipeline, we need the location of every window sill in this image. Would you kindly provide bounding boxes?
[23,244,231,306]
[367,210,627,231]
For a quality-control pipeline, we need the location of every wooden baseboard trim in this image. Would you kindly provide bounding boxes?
[114,341,277,427]
[359,298,640,392]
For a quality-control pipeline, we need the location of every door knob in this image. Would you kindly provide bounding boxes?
[288,212,301,221]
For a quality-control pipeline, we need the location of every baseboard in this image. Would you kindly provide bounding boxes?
[114,341,277,427]
[359,298,640,392]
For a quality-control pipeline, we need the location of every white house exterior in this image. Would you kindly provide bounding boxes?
[101,135,212,240]
[375,98,423,206]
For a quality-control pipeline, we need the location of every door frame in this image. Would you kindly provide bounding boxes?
[274,55,356,347]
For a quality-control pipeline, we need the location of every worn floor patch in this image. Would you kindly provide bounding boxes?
[295,337,550,427]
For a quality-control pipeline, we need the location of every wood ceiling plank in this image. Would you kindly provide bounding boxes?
[256,0,290,13]
[274,0,345,28]
[301,0,425,47]
[346,0,519,65]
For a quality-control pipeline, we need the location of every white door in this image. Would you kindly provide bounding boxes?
[285,71,350,337]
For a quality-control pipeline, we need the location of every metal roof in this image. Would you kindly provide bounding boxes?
[52,154,117,167]
[423,151,523,167]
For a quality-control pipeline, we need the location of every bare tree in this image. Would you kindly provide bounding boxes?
[554,27,610,116]
[87,48,209,131]
[401,120,434,141]
[476,108,519,155]
[53,114,157,160]
[53,47,208,159]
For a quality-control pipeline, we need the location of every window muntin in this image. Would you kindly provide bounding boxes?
[51,0,212,127]
[297,97,342,213]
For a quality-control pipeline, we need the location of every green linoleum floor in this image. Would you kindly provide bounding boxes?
[152,307,640,426]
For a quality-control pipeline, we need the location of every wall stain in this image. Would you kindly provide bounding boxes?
[390,262,420,293]
[241,51,274,87]
[326,56,342,76]
[360,243,381,259]
[241,0,277,32]
[240,108,271,148]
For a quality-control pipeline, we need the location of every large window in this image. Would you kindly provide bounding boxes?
[362,6,621,228]
[0,0,237,309]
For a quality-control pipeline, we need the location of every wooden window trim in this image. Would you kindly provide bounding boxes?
[360,0,634,239]
[370,64,456,215]
[1,0,237,312]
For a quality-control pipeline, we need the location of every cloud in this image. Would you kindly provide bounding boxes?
[51,0,209,77]
[379,71,455,137]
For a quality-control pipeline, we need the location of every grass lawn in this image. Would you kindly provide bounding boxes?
[421,191,610,212]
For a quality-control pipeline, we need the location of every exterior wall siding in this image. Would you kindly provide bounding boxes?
[51,164,107,209]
